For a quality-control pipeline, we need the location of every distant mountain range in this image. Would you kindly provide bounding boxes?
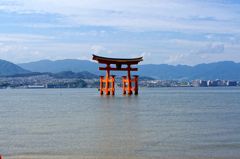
[18,59,240,80]
[0,59,29,76]
[19,59,99,74]
[1,59,240,80]
[138,61,240,80]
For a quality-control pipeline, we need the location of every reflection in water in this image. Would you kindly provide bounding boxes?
[95,95,140,157]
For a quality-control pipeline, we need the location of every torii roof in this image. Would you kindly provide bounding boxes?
[92,54,143,65]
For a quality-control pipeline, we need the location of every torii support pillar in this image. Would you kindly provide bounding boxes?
[122,75,139,95]
[93,54,143,96]
[99,74,115,96]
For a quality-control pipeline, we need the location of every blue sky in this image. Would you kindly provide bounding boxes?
[0,0,240,65]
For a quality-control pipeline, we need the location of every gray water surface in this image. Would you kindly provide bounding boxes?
[0,88,240,159]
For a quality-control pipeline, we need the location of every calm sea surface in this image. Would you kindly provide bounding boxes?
[0,88,240,159]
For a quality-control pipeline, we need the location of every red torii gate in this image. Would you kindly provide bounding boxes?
[92,54,143,95]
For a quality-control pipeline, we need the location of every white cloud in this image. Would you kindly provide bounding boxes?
[1,0,240,64]
[0,34,54,43]
[165,53,186,64]
[91,45,112,55]
[0,43,42,62]
[1,0,240,33]
[196,43,225,54]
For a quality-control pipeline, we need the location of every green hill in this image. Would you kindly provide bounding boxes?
[0,59,30,76]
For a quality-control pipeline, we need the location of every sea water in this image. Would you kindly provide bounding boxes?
[0,87,240,159]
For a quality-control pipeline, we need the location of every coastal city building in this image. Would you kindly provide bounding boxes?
[227,81,238,86]
[0,74,239,89]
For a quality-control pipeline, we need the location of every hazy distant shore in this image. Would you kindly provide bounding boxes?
[0,71,239,89]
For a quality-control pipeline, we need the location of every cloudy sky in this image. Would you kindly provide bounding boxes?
[0,0,240,65]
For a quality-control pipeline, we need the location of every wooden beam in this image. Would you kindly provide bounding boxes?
[92,54,143,65]
[99,67,138,71]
